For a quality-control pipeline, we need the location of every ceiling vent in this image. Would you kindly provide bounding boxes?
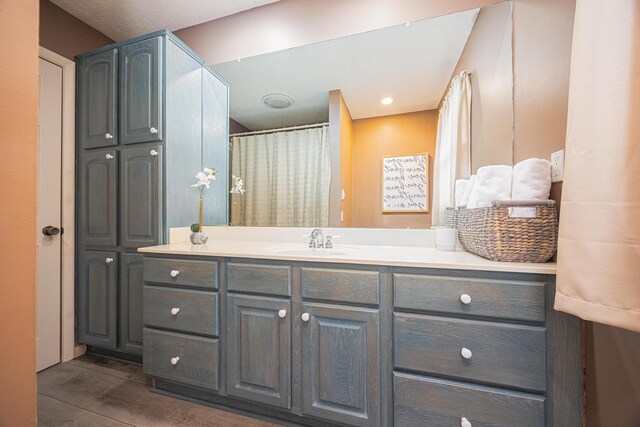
[262,93,294,109]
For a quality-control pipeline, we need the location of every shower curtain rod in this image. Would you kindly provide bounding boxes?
[229,121,329,138]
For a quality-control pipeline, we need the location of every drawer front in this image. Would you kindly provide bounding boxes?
[394,372,545,427]
[302,267,380,305]
[394,274,546,322]
[394,313,546,392]
[144,257,218,290]
[227,263,291,296]
[143,328,219,391]
[144,286,219,336]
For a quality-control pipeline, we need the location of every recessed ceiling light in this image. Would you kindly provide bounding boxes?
[381,97,394,105]
[262,94,294,109]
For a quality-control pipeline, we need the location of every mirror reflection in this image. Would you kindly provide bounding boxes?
[212,2,513,228]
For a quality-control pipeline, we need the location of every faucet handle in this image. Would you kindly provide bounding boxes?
[325,235,341,249]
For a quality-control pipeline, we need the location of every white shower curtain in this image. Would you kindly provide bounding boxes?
[432,71,472,225]
[231,126,331,227]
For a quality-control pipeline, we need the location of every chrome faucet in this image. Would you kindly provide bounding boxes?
[309,229,324,248]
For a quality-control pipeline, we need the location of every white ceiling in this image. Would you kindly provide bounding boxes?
[213,9,479,131]
[50,0,279,42]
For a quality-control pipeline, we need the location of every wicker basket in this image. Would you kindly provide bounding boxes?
[442,207,460,229]
[457,200,558,263]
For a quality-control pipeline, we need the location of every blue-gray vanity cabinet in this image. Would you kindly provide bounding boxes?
[119,145,163,248]
[78,49,118,149]
[79,148,117,247]
[119,37,163,145]
[301,302,380,427]
[226,294,291,409]
[120,253,144,356]
[77,250,118,349]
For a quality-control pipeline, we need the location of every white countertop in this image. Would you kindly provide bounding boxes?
[138,239,557,275]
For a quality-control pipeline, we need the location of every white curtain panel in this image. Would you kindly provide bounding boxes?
[432,71,472,225]
[231,126,331,227]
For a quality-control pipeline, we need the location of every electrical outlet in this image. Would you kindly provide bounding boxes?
[551,149,564,183]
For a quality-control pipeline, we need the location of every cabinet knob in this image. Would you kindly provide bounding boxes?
[460,294,472,305]
[301,313,310,322]
[150,127,158,134]
[105,257,114,264]
[278,309,287,318]
[105,133,113,139]
[105,153,114,160]
[170,357,180,365]
[170,270,180,278]
[461,417,472,427]
[170,308,180,316]
[461,347,473,360]
[150,149,158,156]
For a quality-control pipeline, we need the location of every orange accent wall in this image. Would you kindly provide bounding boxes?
[350,110,438,228]
[0,0,39,425]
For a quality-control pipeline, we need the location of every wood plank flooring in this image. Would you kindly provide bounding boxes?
[37,354,283,427]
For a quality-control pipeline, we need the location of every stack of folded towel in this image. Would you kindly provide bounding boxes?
[454,158,552,216]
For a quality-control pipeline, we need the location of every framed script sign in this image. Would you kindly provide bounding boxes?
[381,153,429,213]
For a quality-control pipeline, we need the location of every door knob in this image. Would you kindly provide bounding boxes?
[150,127,158,134]
[105,153,114,160]
[170,308,180,316]
[461,417,472,427]
[301,313,310,322]
[42,226,61,236]
[170,357,180,365]
[150,149,158,156]
[105,258,114,264]
[170,270,180,277]
[461,347,473,360]
[460,294,472,305]
[278,309,287,318]
[105,133,113,139]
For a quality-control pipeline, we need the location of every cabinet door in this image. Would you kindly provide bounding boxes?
[120,253,144,355]
[120,145,163,248]
[301,303,380,427]
[119,37,163,144]
[77,250,118,349]
[227,294,291,409]
[78,49,118,149]
[79,148,117,246]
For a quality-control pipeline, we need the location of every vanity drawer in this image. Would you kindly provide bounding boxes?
[144,257,218,290]
[394,372,545,427]
[143,328,219,391]
[302,267,379,305]
[144,286,219,336]
[393,273,546,322]
[394,313,546,392]
[227,262,291,296]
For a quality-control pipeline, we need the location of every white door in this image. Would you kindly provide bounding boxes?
[37,58,63,372]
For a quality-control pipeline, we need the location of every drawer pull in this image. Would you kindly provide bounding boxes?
[301,313,310,322]
[461,347,473,360]
[460,294,472,304]
[105,153,114,160]
[105,133,113,139]
[170,357,180,365]
[170,270,180,278]
[278,309,287,318]
[170,307,180,316]
[461,417,472,427]
[105,257,114,264]
[150,127,158,134]
[150,149,158,156]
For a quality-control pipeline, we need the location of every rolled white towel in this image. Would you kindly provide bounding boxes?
[467,165,512,208]
[510,158,552,217]
[458,175,476,207]
[455,179,470,207]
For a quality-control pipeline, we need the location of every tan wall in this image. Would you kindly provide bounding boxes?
[339,96,353,227]
[39,0,113,59]
[0,0,39,425]
[350,110,438,229]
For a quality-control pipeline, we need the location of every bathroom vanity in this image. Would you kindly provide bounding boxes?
[138,231,582,427]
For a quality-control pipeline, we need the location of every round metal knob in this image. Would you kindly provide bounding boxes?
[150,149,158,156]
[170,270,180,278]
[171,308,180,316]
[301,313,310,322]
[460,294,472,305]
[170,357,180,365]
[105,154,114,160]
[278,309,287,318]
[42,226,61,236]
[461,347,473,360]
[150,127,158,134]
[105,258,114,264]
[461,417,472,427]
[105,133,113,139]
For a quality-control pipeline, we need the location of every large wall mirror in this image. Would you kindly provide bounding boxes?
[212,2,513,229]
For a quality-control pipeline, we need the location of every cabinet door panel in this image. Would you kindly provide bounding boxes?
[227,294,291,409]
[78,49,118,149]
[120,253,144,355]
[120,37,163,144]
[79,149,117,246]
[301,303,380,427]
[77,250,118,349]
[120,145,162,248]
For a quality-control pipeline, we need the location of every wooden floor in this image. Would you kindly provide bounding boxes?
[37,354,283,426]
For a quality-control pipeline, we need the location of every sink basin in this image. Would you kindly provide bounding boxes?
[271,246,361,257]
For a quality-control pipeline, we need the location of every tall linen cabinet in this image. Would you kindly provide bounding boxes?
[75,30,229,358]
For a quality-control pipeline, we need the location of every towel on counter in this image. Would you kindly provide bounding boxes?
[457,175,476,207]
[510,158,552,217]
[455,179,470,207]
[467,165,512,208]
